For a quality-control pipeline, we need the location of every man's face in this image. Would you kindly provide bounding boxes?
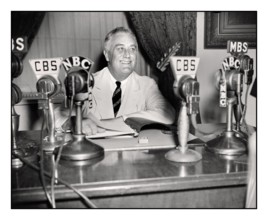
[104,32,137,80]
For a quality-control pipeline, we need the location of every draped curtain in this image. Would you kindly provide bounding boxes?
[127,12,197,113]
[11,11,46,60]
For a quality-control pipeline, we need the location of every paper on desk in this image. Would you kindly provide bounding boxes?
[89,129,204,151]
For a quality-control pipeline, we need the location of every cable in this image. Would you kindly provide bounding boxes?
[12,152,97,208]
[50,94,75,208]
[32,78,97,208]
[240,84,250,125]
[39,109,54,208]
[236,80,250,136]
[50,155,56,208]
[56,94,74,165]
[50,76,76,208]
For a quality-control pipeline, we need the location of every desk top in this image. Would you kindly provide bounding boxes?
[11,124,248,203]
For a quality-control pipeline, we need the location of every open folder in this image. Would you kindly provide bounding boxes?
[86,117,206,152]
[88,128,204,152]
[87,129,138,139]
[86,117,174,139]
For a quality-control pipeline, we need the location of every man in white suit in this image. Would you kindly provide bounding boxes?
[56,27,175,135]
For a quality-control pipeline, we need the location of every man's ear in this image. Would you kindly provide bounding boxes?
[103,50,109,62]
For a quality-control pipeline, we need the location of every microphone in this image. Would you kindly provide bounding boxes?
[238,54,254,85]
[29,57,64,152]
[11,52,39,168]
[206,40,253,157]
[56,56,104,162]
[11,53,24,168]
[36,75,61,98]
[11,83,22,106]
[11,53,23,79]
[165,56,202,163]
[64,69,94,101]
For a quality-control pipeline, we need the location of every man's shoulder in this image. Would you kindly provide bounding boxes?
[132,72,156,85]
[92,67,108,78]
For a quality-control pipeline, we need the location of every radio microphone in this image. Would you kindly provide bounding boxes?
[238,54,254,85]
[165,56,202,163]
[36,75,61,98]
[55,56,104,162]
[29,57,64,152]
[206,40,254,157]
[11,53,23,79]
[64,69,94,102]
[11,52,38,168]
[11,83,23,168]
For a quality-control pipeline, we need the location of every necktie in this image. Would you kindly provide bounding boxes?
[112,81,121,117]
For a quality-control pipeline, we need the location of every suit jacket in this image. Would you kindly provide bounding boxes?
[55,67,175,128]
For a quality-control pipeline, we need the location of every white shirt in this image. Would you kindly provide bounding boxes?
[54,67,175,128]
[108,70,129,101]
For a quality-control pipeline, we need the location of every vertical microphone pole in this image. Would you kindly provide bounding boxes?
[206,68,247,156]
[165,101,202,162]
[36,76,63,152]
[11,84,23,168]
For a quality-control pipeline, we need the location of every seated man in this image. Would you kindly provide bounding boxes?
[55,27,175,135]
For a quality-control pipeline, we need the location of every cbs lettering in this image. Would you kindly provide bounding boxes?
[12,37,27,53]
[34,60,58,72]
[176,59,195,71]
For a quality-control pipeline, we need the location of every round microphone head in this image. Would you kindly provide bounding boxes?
[36,75,60,97]
[11,53,23,79]
[238,54,251,73]
[11,83,22,105]
[64,69,94,99]
[214,69,240,92]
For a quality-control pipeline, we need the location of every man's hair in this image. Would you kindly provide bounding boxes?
[104,27,137,51]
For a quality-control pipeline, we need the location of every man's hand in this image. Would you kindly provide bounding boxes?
[82,113,106,135]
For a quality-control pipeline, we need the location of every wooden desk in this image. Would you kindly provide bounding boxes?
[11,124,248,208]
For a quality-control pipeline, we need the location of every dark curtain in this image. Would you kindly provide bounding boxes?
[127,12,197,114]
[250,77,257,98]
[11,11,46,60]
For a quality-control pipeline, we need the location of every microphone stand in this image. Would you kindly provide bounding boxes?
[206,69,248,157]
[36,76,64,152]
[11,83,38,168]
[57,99,104,161]
[206,95,247,156]
[165,76,202,163]
[39,97,64,152]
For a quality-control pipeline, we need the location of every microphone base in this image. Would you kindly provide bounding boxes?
[57,134,104,161]
[233,129,248,140]
[42,136,64,152]
[206,131,247,155]
[165,147,202,163]
[12,146,39,169]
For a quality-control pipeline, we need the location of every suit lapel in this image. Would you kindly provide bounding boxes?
[93,68,114,119]
[117,72,140,117]
[93,69,142,118]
